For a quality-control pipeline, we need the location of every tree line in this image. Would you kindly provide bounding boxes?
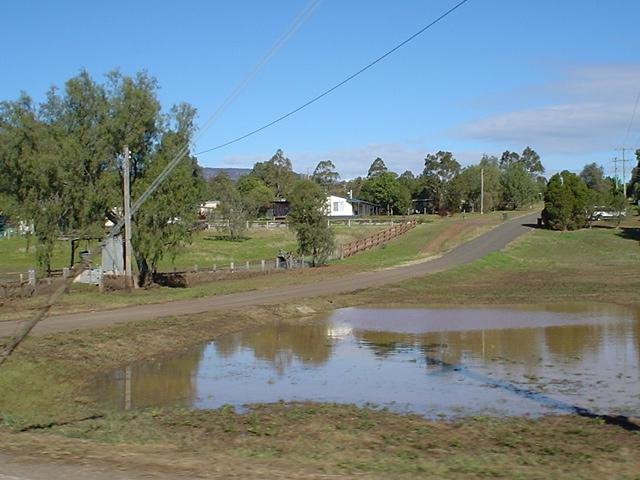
[210,146,547,219]
[1,70,632,282]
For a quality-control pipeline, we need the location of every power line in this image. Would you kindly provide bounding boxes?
[195,0,472,156]
[1,0,323,367]
[624,87,640,147]
[106,0,322,239]
[1,0,473,366]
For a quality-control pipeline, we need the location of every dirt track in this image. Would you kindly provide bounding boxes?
[0,213,538,338]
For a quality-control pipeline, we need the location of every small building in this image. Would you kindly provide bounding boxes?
[326,195,354,217]
[348,198,381,216]
[270,200,290,219]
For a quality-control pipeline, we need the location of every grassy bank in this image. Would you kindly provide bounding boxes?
[352,220,640,308]
[2,405,638,479]
[0,224,385,277]
[1,299,639,479]
[0,211,513,320]
[2,210,639,478]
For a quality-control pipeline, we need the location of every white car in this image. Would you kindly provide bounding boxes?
[590,208,625,221]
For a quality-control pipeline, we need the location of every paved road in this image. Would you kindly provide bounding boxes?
[0,213,538,337]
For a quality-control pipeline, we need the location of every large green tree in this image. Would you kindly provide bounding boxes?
[207,172,247,238]
[287,180,335,266]
[542,171,589,230]
[360,172,410,215]
[422,151,461,212]
[628,149,640,201]
[311,160,340,191]
[252,149,295,198]
[579,163,609,193]
[499,162,538,209]
[236,175,273,218]
[367,157,388,178]
[450,155,501,212]
[0,70,206,281]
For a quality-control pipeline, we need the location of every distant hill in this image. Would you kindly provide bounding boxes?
[200,167,252,181]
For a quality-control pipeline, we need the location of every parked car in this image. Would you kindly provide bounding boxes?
[590,207,626,221]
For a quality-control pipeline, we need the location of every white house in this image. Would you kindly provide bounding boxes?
[326,195,354,217]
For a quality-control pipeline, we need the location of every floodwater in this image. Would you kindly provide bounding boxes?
[93,304,640,418]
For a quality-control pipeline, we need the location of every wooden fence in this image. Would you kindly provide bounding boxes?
[1,219,419,298]
[337,220,417,259]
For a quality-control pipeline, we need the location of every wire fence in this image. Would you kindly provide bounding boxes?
[0,218,418,298]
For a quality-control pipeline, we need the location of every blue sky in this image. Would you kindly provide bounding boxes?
[2,0,640,180]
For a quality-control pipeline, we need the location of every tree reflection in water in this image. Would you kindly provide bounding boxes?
[92,305,640,417]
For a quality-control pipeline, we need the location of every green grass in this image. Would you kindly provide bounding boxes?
[156,224,384,270]
[356,219,640,307]
[338,209,528,268]
[0,235,83,277]
[2,219,640,478]
[337,221,445,268]
[0,212,533,319]
[0,225,386,278]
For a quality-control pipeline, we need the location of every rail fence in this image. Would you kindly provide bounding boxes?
[1,219,418,297]
[206,217,403,230]
[337,220,417,259]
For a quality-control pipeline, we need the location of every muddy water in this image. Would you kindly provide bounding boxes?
[93,304,640,418]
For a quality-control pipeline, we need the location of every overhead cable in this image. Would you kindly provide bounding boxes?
[196,0,471,156]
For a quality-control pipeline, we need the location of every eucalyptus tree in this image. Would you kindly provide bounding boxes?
[287,179,335,266]
[367,157,388,178]
[422,151,461,212]
[311,160,340,191]
[252,149,295,198]
[0,70,206,282]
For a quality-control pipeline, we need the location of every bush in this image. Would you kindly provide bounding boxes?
[542,171,589,230]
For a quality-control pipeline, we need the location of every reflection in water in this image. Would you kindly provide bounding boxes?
[215,321,332,374]
[93,305,640,418]
[94,347,204,410]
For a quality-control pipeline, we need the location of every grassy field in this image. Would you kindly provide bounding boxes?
[0,210,527,277]
[0,235,78,278]
[1,212,639,478]
[0,212,515,320]
[352,220,640,308]
[0,224,387,277]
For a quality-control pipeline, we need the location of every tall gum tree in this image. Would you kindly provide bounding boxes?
[0,70,206,281]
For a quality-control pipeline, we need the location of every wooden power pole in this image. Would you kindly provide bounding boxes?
[615,147,632,197]
[480,168,484,214]
[123,146,133,289]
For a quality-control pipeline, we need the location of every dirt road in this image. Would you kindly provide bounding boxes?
[0,213,538,337]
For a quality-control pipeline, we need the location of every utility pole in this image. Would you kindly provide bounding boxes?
[480,168,484,215]
[123,146,133,289]
[615,147,632,197]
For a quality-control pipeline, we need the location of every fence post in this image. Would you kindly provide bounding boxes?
[194,264,198,272]
[213,264,217,272]
[275,257,279,269]
[246,261,250,271]
[230,262,234,272]
[27,269,36,286]
[261,259,265,272]
[62,267,69,279]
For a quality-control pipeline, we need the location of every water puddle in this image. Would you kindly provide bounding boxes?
[93,304,640,418]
